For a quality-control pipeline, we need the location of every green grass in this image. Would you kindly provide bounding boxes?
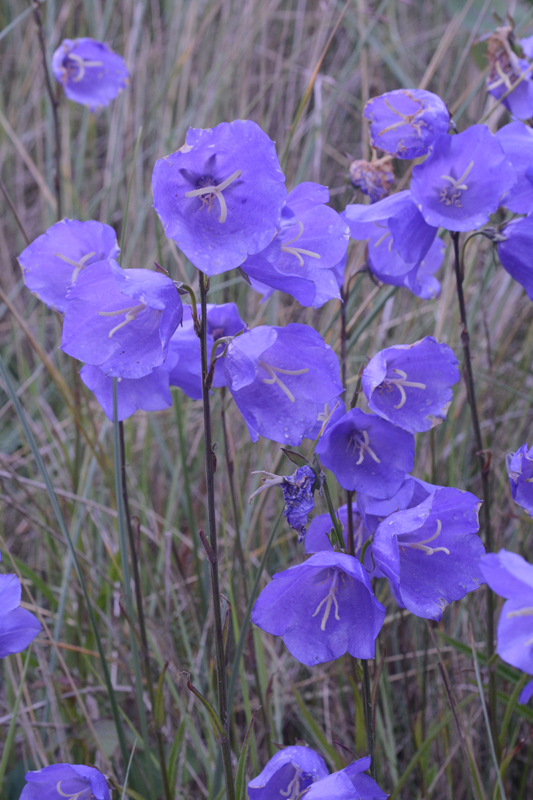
[1,0,533,797]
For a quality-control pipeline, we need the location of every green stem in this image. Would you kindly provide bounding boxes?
[0,647,33,789]
[361,659,375,779]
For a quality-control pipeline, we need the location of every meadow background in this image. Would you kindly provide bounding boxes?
[1,0,533,797]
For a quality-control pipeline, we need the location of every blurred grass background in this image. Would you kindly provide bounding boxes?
[1,0,533,797]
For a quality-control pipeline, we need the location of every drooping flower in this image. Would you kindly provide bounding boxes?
[51,38,129,111]
[357,475,437,533]
[305,757,389,800]
[365,235,444,300]
[315,407,414,499]
[495,122,533,214]
[152,120,287,276]
[80,363,174,421]
[241,182,349,308]
[497,215,533,301]
[0,571,41,658]
[251,466,317,540]
[361,337,460,434]
[364,88,450,159]
[480,549,533,704]
[410,125,515,232]
[61,260,183,379]
[20,763,111,800]
[372,487,484,620]
[18,219,119,312]
[224,324,342,445]
[247,745,329,799]
[252,551,385,666]
[486,26,533,120]
[506,443,533,516]
[305,503,370,557]
[349,155,394,203]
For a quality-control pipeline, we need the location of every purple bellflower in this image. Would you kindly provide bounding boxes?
[248,745,329,799]
[349,155,394,203]
[251,466,317,541]
[18,219,119,313]
[20,763,111,800]
[506,443,533,516]
[51,38,128,111]
[80,363,174,421]
[152,120,286,276]
[480,549,533,705]
[315,407,415,499]
[224,324,342,445]
[410,125,515,232]
[486,27,533,120]
[364,88,450,159]
[357,475,437,533]
[241,182,349,308]
[367,235,443,300]
[497,215,533,301]
[0,570,41,658]
[305,757,389,800]
[372,487,484,620]
[362,337,460,434]
[61,260,183,379]
[305,504,370,557]
[252,551,385,666]
[495,122,533,214]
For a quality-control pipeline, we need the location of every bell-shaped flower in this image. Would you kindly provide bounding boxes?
[364,88,450,159]
[224,324,342,445]
[497,215,533,301]
[410,125,515,232]
[349,155,394,203]
[480,549,533,704]
[61,260,183,379]
[506,443,533,516]
[343,190,437,265]
[152,120,286,276]
[486,27,533,120]
[357,476,437,533]
[315,407,414,499]
[0,571,41,658]
[495,122,533,214]
[305,503,370,557]
[51,38,128,111]
[362,337,459,434]
[365,235,443,300]
[18,219,119,312]
[252,551,385,666]
[305,757,389,800]
[80,363,174,422]
[241,182,349,308]
[20,763,111,800]
[248,745,329,799]
[372,487,484,620]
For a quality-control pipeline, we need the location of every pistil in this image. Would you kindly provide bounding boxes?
[439,161,474,208]
[67,52,103,82]
[312,570,341,631]
[384,368,426,409]
[401,519,450,556]
[98,303,147,337]
[55,251,96,283]
[185,169,242,223]
[281,221,321,266]
[347,429,381,465]
[56,781,93,800]
[258,360,309,403]
[280,770,303,800]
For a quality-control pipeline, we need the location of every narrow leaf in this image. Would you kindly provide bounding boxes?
[182,672,227,743]
[235,708,260,800]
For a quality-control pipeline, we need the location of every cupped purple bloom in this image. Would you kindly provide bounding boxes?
[51,38,128,112]
[363,233,443,300]
[357,476,437,533]
[0,572,41,658]
[248,745,329,799]
[411,125,516,232]
[315,408,414,499]
[305,504,370,557]
[372,487,484,620]
[241,182,349,308]
[152,120,286,276]
[305,756,389,800]
[506,443,533,516]
[80,363,173,421]
[252,551,385,666]
[61,260,183,379]
[18,219,119,312]
[20,763,111,800]
[364,88,449,160]
[497,215,533,301]
[224,324,342,445]
[343,190,437,265]
[362,337,459,434]
[495,122,533,214]
[480,550,533,681]
[349,157,394,203]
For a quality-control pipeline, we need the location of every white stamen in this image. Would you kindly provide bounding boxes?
[312,570,341,631]
[68,52,103,82]
[185,169,242,223]
[384,368,426,409]
[280,220,321,266]
[258,360,309,403]
[98,303,147,337]
[347,429,381,465]
[280,769,302,800]
[55,251,96,283]
[401,519,450,556]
